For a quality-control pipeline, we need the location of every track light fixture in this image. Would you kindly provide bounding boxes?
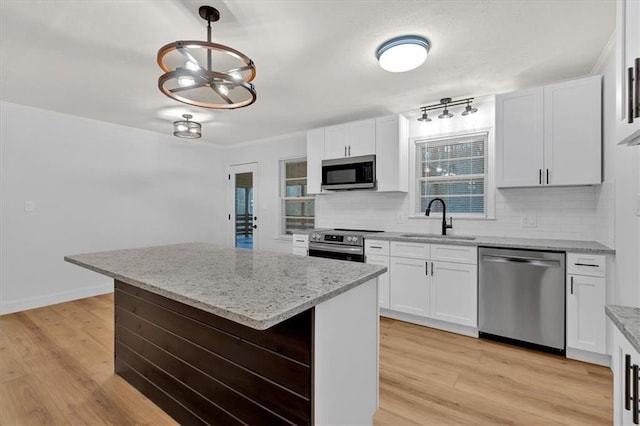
[417,97,478,122]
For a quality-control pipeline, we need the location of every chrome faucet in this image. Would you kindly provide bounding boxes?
[425,197,453,236]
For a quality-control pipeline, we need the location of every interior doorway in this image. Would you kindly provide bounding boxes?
[228,163,258,249]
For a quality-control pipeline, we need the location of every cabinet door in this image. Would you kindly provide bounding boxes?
[617,0,640,135]
[567,274,606,354]
[612,326,640,425]
[307,128,324,194]
[430,261,477,327]
[544,76,602,186]
[375,115,409,192]
[389,257,429,317]
[324,124,348,159]
[366,254,390,309]
[347,119,376,157]
[496,87,544,187]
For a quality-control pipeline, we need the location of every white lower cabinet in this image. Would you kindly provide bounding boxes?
[291,234,309,256]
[612,324,640,425]
[430,261,477,327]
[566,253,607,355]
[366,254,390,309]
[389,256,429,316]
[386,241,477,328]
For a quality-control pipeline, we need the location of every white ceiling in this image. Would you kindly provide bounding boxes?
[0,0,615,146]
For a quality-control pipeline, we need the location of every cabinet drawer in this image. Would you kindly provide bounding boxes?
[430,244,477,265]
[292,234,309,248]
[567,253,605,277]
[391,241,429,259]
[365,239,390,255]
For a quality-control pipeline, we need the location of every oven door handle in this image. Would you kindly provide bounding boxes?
[308,242,363,255]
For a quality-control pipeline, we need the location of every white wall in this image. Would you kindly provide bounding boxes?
[316,99,603,241]
[0,102,224,314]
[221,132,307,253]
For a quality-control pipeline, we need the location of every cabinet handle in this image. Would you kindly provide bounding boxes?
[295,239,305,243]
[431,262,434,276]
[369,245,383,249]
[574,262,599,268]
[634,364,639,424]
[539,169,542,185]
[629,66,635,124]
[546,169,549,185]
[348,145,351,156]
[627,355,632,410]
[344,146,347,157]
[633,58,640,118]
[425,262,429,276]
[570,276,573,295]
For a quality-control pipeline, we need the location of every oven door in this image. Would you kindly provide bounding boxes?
[321,155,376,190]
[308,242,365,263]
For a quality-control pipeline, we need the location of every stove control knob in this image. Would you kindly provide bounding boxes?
[348,236,356,243]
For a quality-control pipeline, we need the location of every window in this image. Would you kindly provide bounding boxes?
[414,132,488,216]
[281,158,314,235]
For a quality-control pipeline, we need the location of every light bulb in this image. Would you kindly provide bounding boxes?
[178,75,195,88]
[217,84,230,96]
[185,61,199,71]
[189,127,199,133]
[177,124,187,132]
[229,71,242,80]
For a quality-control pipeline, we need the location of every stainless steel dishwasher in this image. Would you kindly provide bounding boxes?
[478,247,566,354]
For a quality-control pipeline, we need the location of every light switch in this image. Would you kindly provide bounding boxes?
[521,212,537,228]
[24,200,35,212]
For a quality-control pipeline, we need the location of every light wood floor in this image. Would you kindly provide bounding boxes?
[0,294,611,425]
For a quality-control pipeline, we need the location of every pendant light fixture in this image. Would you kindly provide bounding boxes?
[417,97,478,122]
[461,99,478,116]
[376,35,430,73]
[173,114,202,139]
[157,5,256,109]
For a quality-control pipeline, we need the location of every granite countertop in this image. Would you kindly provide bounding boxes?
[606,305,640,354]
[65,242,386,330]
[364,232,614,254]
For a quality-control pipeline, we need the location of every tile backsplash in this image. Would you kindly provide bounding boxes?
[316,185,609,243]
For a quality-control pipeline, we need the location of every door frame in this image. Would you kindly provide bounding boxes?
[227,162,259,249]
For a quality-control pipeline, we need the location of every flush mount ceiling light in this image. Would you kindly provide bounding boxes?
[173,114,202,139]
[417,97,478,122]
[376,35,430,73]
[157,5,256,109]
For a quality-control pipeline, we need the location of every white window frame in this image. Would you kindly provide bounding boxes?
[409,129,495,219]
[279,157,315,238]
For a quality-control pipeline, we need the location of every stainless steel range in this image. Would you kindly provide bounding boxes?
[308,228,383,263]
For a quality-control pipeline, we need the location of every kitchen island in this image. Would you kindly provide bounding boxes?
[65,242,386,425]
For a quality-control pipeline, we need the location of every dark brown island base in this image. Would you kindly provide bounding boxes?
[65,243,386,425]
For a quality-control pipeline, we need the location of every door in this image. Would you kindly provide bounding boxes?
[495,87,544,187]
[228,163,258,249]
[430,261,477,327]
[389,257,429,317]
[567,274,606,353]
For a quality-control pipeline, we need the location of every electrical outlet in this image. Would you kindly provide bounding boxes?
[24,200,35,212]
[521,213,537,228]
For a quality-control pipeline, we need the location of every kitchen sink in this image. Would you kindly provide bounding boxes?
[400,233,476,240]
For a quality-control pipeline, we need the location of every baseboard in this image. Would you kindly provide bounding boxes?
[380,309,479,338]
[566,347,611,367]
[0,283,113,315]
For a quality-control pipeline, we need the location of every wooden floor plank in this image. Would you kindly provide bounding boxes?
[0,296,612,425]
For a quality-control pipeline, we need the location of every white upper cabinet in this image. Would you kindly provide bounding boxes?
[616,0,640,145]
[495,87,544,187]
[544,76,602,186]
[306,114,408,193]
[375,115,409,192]
[496,75,602,188]
[324,119,375,159]
[307,127,325,194]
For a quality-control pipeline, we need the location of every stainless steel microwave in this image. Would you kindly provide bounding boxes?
[321,154,376,190]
